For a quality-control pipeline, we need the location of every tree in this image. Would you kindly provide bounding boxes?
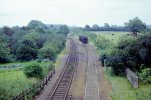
[1,26,14,36]
[125,17,146,36]
[16,39,38,61]
[58,25,70,35]
[28,20,47,29]
[84,25,91,31]
[38,43,58,60]
[92,24,100,31]
[0,40,11,63]
[104,23,110,28]
[24,62,43,79]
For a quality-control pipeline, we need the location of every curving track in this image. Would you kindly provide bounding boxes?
[48,39,78,100]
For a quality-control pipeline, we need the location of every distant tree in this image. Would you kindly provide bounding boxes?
[1,26,14,36]
[28,20,47,29]
[92,24,100,31]
[38,43,58,60]
[125,17,146,36]
[16,39,38,61]
[104,23,110,28]
[0,40,11,63]
[24,32,45,48]
[58,25,70,35]
[84,25,91,31]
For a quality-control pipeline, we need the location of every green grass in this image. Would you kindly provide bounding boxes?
[0,69,37,99]
[105,67,151,100]
[0,69,25,81]
[0,61,30,66]
[93,31,130,44]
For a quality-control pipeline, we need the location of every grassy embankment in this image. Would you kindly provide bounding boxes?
[93,31,151,100]
[0,40,68,99]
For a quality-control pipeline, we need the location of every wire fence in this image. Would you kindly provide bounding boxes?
[0,65,22,71]
[9,68,55,100]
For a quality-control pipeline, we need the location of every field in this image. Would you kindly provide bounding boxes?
[0,61,51,99]
[0,69,25,80]
[0,69,37,99]
[0,46,67,99]
[93,31,130,44]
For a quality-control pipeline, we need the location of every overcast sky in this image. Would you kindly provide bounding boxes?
[0,0,151,27]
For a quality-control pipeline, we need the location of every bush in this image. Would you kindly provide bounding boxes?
[0,41,11,63]
[138,68,151,83]
[23,62,43,79]
[16,39,38,61]
[38,43,58,60]
[108,56,125,76]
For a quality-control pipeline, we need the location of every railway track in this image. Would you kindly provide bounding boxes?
[48,39,78,100]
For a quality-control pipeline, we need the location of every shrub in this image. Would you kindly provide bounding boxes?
[108,56,125,76]
[16,39,38,61]
[38,43,58,60]
[138,68,151,83]
[0,41,11,63]
[23,62,43,79]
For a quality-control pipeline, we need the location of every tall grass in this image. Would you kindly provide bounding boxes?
[105,67,151,100]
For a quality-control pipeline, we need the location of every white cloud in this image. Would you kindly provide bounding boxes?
[0,0,151,27]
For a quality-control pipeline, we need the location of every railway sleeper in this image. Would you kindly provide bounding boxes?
[51,96,65,100]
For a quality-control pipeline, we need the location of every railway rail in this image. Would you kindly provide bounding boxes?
[48,39,78,100]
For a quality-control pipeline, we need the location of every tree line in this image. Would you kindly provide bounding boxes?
[84,17,150,36]
[0,20,69,63]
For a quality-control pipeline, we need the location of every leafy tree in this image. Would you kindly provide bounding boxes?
[28,20,47,29]
[125,17,146,36]
[84,25,91,31]
[108,34,151,76]
[92,24,100,31]
[24,62,43,79]
[38,43,58,60]
[0,40,11,63]
[24,32,45,48]
[108,56,125,76]
[58,25,70,35]
[104,23,110,28]
[16,39,38,61]
[1,26,14,36]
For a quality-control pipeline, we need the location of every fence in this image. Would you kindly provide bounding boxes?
[126,68,138,88]
[11,68,55,100]
[0,65,22,70]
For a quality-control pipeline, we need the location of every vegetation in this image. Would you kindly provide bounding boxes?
[0,20,69,99]
[0,20,69,63]
[70,27,151,99]
[23,62,43,79]
[105,67,151,100]
[84,23,128,31]
[125,17,146,36]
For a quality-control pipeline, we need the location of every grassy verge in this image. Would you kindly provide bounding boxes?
[0,69,37,99]
[105,67,151,100]
[0,43,67,99]
[0,62,29,66]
